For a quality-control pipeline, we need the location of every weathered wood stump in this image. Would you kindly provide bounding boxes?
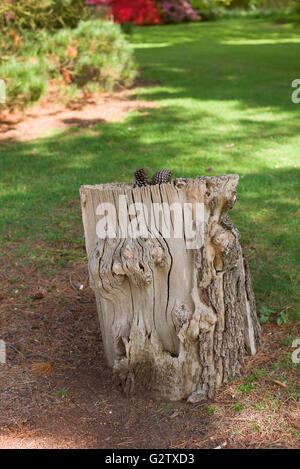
[80,174,261,402]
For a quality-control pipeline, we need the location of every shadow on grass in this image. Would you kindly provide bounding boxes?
[0,107,299,315]
[132,41,300,113]
[128,20,300,116]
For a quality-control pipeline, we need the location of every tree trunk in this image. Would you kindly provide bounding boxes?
[80,174,261,402]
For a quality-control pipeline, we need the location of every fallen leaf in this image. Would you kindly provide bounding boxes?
[31,362,54,377]
[270,379,287,388]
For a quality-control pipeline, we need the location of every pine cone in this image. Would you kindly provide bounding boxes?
[151,169,172,185]
[133,168,149,187]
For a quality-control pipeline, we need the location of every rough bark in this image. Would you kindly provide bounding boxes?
[80,174,261,402]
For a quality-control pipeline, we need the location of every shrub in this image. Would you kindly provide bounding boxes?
[84,0,114,21]
[0,58,48,108]
[157,0,200,23]
[0,0,89,31]
[0,19,137,109]
[45,19,137,89]
[190,0,232,20]
[91,0,200,24]
[230,1,297,8]
[110,0,163,25]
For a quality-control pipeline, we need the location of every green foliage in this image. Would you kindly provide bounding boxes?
[190,0,233,20]
[277,311,288,326]
[191,0,232,8]
[0,58,47,108]
[191,0,300,21]
[206,405,217,414]
[237,370,267,394]
[0,19,137,108]
[251,369,268,380]
[0,0,89,31]
[238,382,256,394]
[230,0,297,7]
[51,387,68,398]
[231,403,244,411]
[280,335,297,346]
[44,20,137,90]
[228,0,300,22]
[249,422,260,432]
[121,21,134,35]
[294,0,300,13]
[255,402,266,411]
[259,305,288,326]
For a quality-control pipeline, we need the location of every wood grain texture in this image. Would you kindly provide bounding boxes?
[80,175,261,401]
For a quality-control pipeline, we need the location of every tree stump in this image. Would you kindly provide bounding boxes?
[80,174,261,402]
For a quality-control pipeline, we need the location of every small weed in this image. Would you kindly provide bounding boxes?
[264,394,281,410]
[238,382,256,395]
[95,399,108,411]
[227,375,238,383]
[259,305,288,326]
[250,423,261,432]
[280,334,296,346]
[9,277,22,284]
[237,368,269,395]
[51,387,67,398]
[206,405,217,415]
[231,403,244,412]
[272,354,299,372]
[255,402,266,411]
[251,369,268,380]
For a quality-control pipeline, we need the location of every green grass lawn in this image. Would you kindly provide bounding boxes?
[0,18,299,321]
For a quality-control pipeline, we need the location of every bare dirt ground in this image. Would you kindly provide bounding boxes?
[0,93,299,449]
[1,257,299,449]
[0,87,156,143]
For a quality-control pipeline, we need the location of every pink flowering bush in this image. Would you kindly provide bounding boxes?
[158,0,200,23]
[180,0,200,20]
[86,0,200,24]
[160,1,186,22]
[85,0,112,5]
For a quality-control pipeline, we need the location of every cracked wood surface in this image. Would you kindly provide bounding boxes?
[80,175,261,401]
